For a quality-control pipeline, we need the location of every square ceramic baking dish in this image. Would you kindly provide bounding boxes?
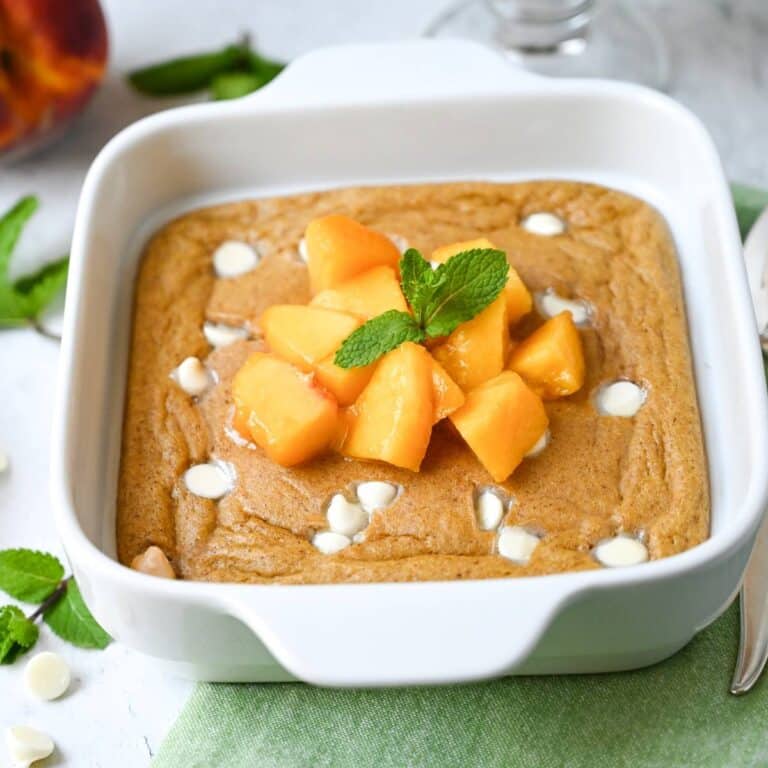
[52,39,768,686]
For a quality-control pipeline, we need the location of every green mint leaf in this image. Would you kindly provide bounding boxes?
[399,248,441,324]
[0,197,69,327]
[334,310,424,368]
[0,196,37,275]
[44,580,111,650]
[13,255,69,313]
[211,71,264,100]
[0,549,65,603]
[423,248,508,338]
[0,605,39,664]
[128,43,248,96]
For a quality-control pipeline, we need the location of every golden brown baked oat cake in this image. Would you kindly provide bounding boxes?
[117,180,709,584]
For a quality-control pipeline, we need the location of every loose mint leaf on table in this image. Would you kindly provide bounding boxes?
[0,605,39,664]
[44,580,111,650]
[422,248,508,338]
[335,310,425,368]
[0,549,65,603]
[211,71,265,101]
[0,196,69,328]
[128,44,248,95]
[128,37,285,100]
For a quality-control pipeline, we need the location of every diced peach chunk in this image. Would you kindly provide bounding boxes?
[429,356,465,422]
[305,214,401,294]
[450,371,549,482]
[310,266,409,320]
[260,304,360,372]
[431,295,509,392]
[507,312,585,399]
[342,342,434,471]
[430,237,532,326]
[315,356,377,406]
[232,353,338,466]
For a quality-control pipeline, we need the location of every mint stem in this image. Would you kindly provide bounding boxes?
[28,577,70,622]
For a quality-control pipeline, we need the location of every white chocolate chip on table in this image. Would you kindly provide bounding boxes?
[170,356,214,397]
[5,725,54,767]
[520,211,566,236]
[497,526,541,564]
[24,652,71,701]
[326,494,369,537]
[183,461,235,500]
[535,289,592,327]
[202,321,249,349]
[356,481,399,513]
[525,429,550,459]
[475,489,505,531]
[595,380,647,418]
[131,545,176,579]
[312,531,351,555]
[594,535,649,567]
[212,240,260,278]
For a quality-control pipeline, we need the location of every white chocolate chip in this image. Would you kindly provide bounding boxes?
[497,526,540,564]
[24,652,71,701]
[535,289,591,326]
[594,535,648,567]
[131,546,176,579]
[171,356,214,397]
[476,490,505,531]
[203,322,248,348]
[521,212,566,236]
[356,481,398,513]
[5,725,54,767]
[183,461,235,499]
[326,494,369,536]
[298,237,308,263]
[595,380,647,418]
[312,531,351,555]
[525,429,550,458]
[213,240,259,278]
[0,450,8,473]
[388,233,409,254]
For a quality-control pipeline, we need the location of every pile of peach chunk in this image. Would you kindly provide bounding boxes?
[232,215,585,482]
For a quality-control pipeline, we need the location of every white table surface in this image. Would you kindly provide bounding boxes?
[0,1,766,765]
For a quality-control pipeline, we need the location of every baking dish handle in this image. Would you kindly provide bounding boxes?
[218,579,567,687]
[247,39,543,107]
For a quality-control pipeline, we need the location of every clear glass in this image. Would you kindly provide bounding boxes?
[425,0,670,91]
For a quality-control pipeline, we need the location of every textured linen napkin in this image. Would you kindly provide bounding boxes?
[152,185,768,768]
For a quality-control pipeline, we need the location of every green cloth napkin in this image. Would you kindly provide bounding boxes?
[153,186,768,768]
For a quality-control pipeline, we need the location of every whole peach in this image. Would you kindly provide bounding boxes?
[0,0,108,161]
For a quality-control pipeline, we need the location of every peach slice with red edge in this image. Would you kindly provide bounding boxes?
[450,370,549,482]
[507,312,585,399]
[305,214,401,294]
[232,352,338,466]
[341,342,434,471]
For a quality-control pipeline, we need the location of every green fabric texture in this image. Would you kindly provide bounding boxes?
[153,188,767,768]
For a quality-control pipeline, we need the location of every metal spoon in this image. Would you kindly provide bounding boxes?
[730,205,768,695]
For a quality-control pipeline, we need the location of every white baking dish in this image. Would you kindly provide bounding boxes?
[52,40,768,686]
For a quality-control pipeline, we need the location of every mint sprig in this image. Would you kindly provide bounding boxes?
[128,35,285,100]
[0,549,111,664]
[0,196,69,329]
[335,247,508,368]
